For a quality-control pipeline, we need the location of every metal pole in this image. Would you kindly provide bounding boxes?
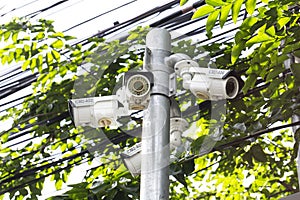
[140,28,172,200]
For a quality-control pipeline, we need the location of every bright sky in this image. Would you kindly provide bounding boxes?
[0,0,201,199]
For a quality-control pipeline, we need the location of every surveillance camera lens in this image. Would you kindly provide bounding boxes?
[133,80,144,92]
[226,77,238,98]
[128,75,150,96]
[226,81,235,94]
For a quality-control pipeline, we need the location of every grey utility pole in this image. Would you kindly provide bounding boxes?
[68,26,242,200]
[140,28,172,200]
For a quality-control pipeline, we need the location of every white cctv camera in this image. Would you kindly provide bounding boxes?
[170,117,189,150]
[174,60,242,100]
[68,71,154,128]
[68,95,127,128]
[121,142,142,177]
[123,72,153,110]
[121,117,189,176]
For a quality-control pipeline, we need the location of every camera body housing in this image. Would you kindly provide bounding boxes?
[121,142,142,177]
[174,60,242,100]
[68,96,120,128]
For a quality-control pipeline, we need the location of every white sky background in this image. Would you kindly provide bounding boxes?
[0,0,202,199]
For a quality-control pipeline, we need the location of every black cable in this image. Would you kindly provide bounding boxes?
[0,94,31,108]
[0,65,22,79]
[43,0,84,18]
[0,73,37,99]
[69,0,179,48]
[0,0,40,17]
[150,0,205,27]
[0,155,88,195]
[63,0,137,33]
[24,0,70,18]
[0,70,24,87]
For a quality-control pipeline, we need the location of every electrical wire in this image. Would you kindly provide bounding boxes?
[0,0,40,17]
[43,0,84,18]
[63,0,137,33]
[24,0,70,18]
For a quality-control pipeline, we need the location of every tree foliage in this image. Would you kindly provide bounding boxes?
[0,0,300,199]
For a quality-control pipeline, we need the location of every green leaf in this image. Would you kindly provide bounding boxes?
[192,5,215,19]
[283,41,300,55]
[291,63,300,80]
[46,52,54,65]
[37,54,43,72]
[245,33,274,47]
[64,35,76,40]
[35,32,45,40]
[55,179,63,190]
[174,173,188,188]
[1,133,9,143]
[232,0,243,23]
[245,0,256,15]
[235,30,249,43]
[266,66,286,82]
[91,183,110,194]
[206,10,220,38]
[220,4,232,28]
[50,32,64,38]
[191,135,206,154]
[180,0,188,6]
[60,143,67,152]
[59,66,67,77]
[242,73,257,94]
[294,50,300,58]
[12,32,18,43]
[250,19,266,34]
[272,54,289,66]
[241,17,258,30]
[1,55,7,65]
[182,160,195,175]
[263,78,281,98]
[251,144,267,162]
[242,151,253,166]
[30,58,37,72]
[277,17,290,30]
[19,188,28,196]
[246,63,259,75]
[231,40,245,64]
[51,39,64,49]
[206,0,226,6]
[265,26,275,36]
[92,167,102,178]
[3,31,11,41]
[22,60,31,70]
[127,32,139,41]
[51,50,60,61]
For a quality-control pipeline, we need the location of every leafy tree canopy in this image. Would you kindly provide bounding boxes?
[0,0,300,199]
